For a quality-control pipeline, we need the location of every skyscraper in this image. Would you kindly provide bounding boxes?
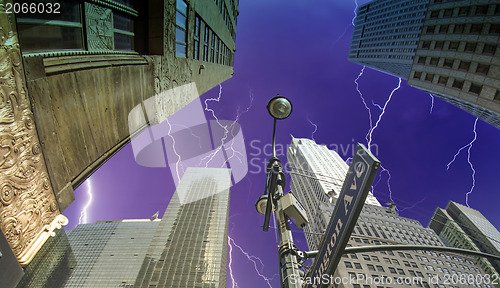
[64,220,161,287]
[348,0,429,78]
[429,201,500,276]
[134,167,231,287]
[287,138,381,250]
[14,167,231,288]
[407,0,500,129]
[287,139,491,287]
[349,0,500,129]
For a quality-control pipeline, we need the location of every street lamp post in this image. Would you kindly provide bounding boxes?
[255,95,303,288]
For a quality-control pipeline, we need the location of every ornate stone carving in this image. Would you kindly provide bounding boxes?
[0,4,67,266]
[85,2,114,51]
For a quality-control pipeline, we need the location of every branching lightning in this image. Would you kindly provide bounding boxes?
[446,117,479,207]
[307,116,318,142]
[79,179,93,224]
[228,236,276,288]
[199,85,253,168]
[352,64,401,209]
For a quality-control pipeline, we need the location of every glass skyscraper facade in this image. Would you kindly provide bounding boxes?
[134,167,231,288]
[429,201,500,276]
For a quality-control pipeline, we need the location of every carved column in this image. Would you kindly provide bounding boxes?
[0,3,67,266]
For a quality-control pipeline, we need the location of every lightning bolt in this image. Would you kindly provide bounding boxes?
[228,235,239,288]
[228,236,276,288]
[352,67,401,209]
[428,93,435,114]
[78,179,93,224]
[352,0,359,26]
[166,117,183,185]
[367,77,401,151]
[446,117,479,207]
[307,116,318,142]
[398,197,427,214]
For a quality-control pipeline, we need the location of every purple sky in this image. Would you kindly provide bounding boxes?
[63,1,500,287]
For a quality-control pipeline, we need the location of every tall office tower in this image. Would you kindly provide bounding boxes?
[429,201,500,276]
[348,0,429,78]
[287,138,381,250]
[330,204,490,288]
[64,220,161,287]
[408,0,500,129]
[134,167,231,288]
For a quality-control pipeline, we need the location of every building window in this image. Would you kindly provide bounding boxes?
[16,1,83,52]
[464,43,477,53]
[418,57,426,64]
[425,73,434,82]
[490,23,500,34]
[470,24,483,34]
[430,57,439,66]
[193,16,200,60]
[203,26,210,61]
[435,41,444,49]
[430,10,439,18]
[345,261,353,268]
[494,90,500,101]
[458,6,469,16]
[475,5,489,15]
[449,41,459,50]
[469,83,482,95]
[483,44,497,55]
[454,24,465,33]
[175,0,188,58]
[438,76,448,85]
[210,32,216,62]
[422,41,431,49]
[443,8,453,17]
[443,59,453,68]
[459,61,470,71]
[439,25,449,33]
[476,63,489,75]
[452,79,464,89]
[425,26,435,34]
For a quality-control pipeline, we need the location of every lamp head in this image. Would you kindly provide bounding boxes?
[255,194,270,215]
[267,95,293,120]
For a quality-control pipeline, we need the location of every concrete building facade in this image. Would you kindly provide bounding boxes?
[0,1,239,285]
[407,0,500,129]
[429,201,500,276]
[348,0,429,78]
[349,0,500,129]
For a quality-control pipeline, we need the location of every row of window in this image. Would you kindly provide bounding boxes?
[416,56,490,76]
[413,72,484,96]
[213,0,236,40]
[175,1,233,66]
[17,1,136,53]
[425,23,500,35]
[428,4,500,19]
[421,40,497,56]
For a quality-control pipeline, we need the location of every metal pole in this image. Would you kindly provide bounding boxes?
[272,162,302,288]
